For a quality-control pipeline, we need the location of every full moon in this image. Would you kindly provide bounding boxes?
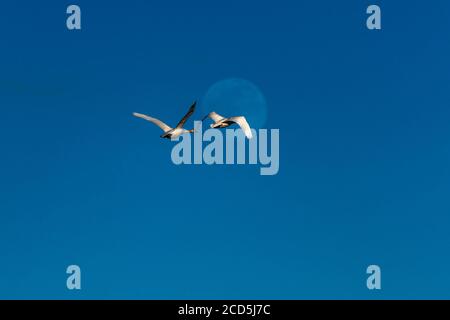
[201,78,268,129]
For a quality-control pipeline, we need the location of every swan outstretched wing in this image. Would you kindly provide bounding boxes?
[133,113,172,132]
[202,111,225,123]
[175,101,196,129]
[229,116,253,139]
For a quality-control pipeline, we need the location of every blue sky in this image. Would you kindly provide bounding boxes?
[1,0,450,299]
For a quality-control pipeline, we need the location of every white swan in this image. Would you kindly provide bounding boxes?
[133,102,196,139]
[202,111,253,139]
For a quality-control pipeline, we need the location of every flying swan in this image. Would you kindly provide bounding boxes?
[202,112,253,139]
[133,102,196,139]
